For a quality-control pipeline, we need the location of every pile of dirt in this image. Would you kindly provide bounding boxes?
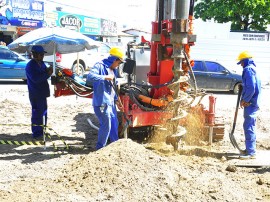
[2,139,270,202]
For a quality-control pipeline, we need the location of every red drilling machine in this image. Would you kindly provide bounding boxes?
[54,0,225,149]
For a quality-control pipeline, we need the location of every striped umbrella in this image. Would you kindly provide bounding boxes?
[8,27,100,75]
[8,27,100,55]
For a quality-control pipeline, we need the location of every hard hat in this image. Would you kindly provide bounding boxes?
[237,51,252,64]
[109,47,124,62]
[31,45,47,53]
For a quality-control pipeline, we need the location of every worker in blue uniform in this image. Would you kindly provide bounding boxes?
[26,45,53,139]
[86,47,124,150]
[237,51,261,159]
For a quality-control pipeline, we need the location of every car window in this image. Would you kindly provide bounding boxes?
[88,44,111,54]
[0,48,12,59]
[88,47,99,54]
[206,62,225,72]
[192,61,205,71]
[0,50,5,59]
[98,44,110,53]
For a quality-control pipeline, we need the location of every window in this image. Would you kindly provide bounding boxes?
[192,61,205,71]
[206,62,224,72]
[98,44,110,54]
[0,49,12,59]
[88,48,98,54]
[0,50,5,59]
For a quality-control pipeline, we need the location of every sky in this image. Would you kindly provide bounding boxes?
[46,0,156,30]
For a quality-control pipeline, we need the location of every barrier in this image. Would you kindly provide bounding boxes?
[0,123,69,151]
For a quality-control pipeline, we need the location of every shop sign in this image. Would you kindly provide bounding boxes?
[0,25,17,32]
[0,0,44,28]
[0,26,7,31]
[101,19,117,36]
[59,15,82,30]
[55,11,100,35]
[45,12,58,27]
[17,26,35,35]
[242,33,267,41]
[229,32,268,41]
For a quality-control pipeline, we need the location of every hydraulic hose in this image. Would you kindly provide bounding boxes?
[65,78,93,97]
[137,94,173,108]
[128,78,175,89]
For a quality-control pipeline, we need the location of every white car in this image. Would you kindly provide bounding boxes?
[43,43,111,76]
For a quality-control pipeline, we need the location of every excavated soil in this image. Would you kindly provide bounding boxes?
[0,80,270,202]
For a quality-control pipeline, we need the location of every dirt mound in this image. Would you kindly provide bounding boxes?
[58,139,180,201]
[57,139,269,202]
[1,139,270,202]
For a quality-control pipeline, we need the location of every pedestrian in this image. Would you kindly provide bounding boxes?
[26,45,53,139]
[86,47,124,150]
[237,51,261,159]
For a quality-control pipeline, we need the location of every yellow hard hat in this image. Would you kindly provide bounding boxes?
[109,47,124,62]
[237,51,253,64]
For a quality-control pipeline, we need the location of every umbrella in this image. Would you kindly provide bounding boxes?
[8,27,100,55]
[8,27,100,77]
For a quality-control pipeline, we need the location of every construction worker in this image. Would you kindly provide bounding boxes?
[86,47,124,150]
[237,51,261,159]
[26,45,53,139]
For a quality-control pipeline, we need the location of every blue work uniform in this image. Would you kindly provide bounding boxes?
[241,59,261,155]
[26,59,51,138]
[86,56,119,150]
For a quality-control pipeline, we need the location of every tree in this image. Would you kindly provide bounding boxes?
[194,0,270,31]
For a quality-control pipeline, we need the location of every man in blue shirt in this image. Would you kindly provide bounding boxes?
[26,45,52,139]
[237,51,261,159]
[86,47,124,150]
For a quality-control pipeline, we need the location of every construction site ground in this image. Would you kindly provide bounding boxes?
[0,80,270,202]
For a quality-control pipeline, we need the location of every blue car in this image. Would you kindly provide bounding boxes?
[190,60,242,94]
[0,45,29,80]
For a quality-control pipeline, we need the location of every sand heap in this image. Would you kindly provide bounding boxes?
[58,139,183,201]
[48,139,265,202]
[2,139,269,202]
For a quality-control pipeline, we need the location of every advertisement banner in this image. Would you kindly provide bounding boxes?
[101,19,117,36]
[55,11,101,35]
[0,0,44,28]
[229,32,269,41]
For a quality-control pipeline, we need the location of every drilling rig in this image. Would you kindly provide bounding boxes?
[54,0,225,150]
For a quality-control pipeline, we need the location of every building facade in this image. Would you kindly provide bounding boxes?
[0,0,130,45]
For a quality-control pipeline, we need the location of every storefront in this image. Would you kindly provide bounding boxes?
[0,0,45,44]
[0,25,17,45]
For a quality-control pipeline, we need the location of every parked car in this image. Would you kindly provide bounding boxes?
[0,45,30,80]
[190,60,242,94]
[43,43,111,76]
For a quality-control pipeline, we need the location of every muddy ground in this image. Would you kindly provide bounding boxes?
[0,80,270,202]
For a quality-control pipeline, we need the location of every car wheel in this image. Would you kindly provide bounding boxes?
[233,83,241,95]
[72,63,85,77]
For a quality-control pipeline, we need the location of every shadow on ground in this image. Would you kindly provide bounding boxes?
[0,80,27,85]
